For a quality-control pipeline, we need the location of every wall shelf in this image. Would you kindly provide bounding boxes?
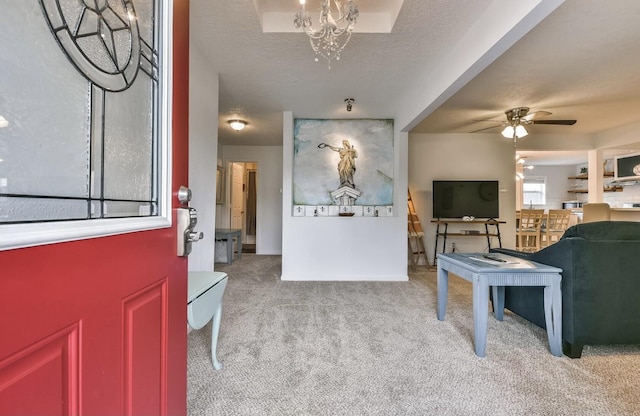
[568,172,614,180]
[568,186,623,193]
[567,171,620,193]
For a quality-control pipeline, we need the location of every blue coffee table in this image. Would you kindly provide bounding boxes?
[436,252,562,357]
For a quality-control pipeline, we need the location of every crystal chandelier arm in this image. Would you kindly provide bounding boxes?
[304,27,328,39]
[294,0,358,67]
[333,0,345,22]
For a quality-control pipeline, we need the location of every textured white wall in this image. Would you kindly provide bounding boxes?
[281,112,409,281]
[188,45,219,271]
[408,133,517,261]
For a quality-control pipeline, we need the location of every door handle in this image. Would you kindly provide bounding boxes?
[177,186,204,256]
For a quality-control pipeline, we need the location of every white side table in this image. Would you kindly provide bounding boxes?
[188,271,228,369]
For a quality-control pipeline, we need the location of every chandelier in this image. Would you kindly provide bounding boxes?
[294,0,359,68]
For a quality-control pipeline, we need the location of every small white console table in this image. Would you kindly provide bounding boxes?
[436,252,562,357]
[188,271,228,369]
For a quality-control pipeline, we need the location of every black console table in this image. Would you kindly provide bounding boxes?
[431,219,505,266]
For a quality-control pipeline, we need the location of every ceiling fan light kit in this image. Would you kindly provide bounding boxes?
[502,124,528,139]
[473,106,577,146]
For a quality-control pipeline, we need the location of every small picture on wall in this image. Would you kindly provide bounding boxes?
[293,118,394,206]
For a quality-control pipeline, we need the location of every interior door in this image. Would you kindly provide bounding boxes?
[231,162,245,231]
[245,168,258,245]
[0,1,190,415]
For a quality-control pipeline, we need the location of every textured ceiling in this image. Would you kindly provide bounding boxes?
[191,0,495,145]
[413,0,640,136]
[190,0,640,165]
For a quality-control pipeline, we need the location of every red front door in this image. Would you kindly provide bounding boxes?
[0,1,190,415]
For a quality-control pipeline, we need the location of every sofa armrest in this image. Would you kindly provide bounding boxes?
[490,247,533,260]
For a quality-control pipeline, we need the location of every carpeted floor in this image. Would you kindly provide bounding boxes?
[188,254,640,416]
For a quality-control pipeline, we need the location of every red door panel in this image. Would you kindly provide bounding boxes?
[122,279,168,416]
[0,1,190,414]
[0,323,79,416]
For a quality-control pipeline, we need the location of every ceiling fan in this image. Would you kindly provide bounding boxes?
[472,107,577,144]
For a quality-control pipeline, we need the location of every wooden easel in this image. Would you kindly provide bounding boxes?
[408,189,429,269]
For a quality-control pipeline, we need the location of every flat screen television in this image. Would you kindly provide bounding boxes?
[432,180,499,219]
[614,152,640,181]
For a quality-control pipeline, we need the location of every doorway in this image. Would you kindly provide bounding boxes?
[229,162,258,253]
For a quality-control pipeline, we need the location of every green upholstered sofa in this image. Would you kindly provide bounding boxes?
[491,221,640,358]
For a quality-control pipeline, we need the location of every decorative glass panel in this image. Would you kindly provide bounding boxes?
[0,2,90,198]
[0,0,163,225]
[103,200,156,218]
[104,80,153,201]
[0,197,88,223]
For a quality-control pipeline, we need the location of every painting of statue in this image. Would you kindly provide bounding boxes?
[318,140,358,188]
[293,119,393,206]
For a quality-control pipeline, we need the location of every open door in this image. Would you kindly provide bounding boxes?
[230,162,245,231]
[0,1,190,414]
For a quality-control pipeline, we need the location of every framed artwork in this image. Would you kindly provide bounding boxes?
[293,119,394,208]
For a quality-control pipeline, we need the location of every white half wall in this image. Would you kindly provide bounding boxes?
[220,145,283,255]
[188,45,219,271]
[408,133,517,263]
[281,112,409,281]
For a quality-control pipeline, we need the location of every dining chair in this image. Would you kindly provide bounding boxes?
[516,209,545,252]
[541,209,572,248]
[582,203,611,223]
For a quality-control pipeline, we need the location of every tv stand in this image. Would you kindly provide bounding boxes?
[431,219,505,266]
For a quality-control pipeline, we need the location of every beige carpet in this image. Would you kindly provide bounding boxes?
[188,254,640,415]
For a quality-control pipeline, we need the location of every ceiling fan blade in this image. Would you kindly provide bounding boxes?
[522,110,552,121]
[470,125,502,133]
[531,119,577,125]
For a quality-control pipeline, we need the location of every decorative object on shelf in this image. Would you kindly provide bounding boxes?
[580,167,588,174]
[228,120,247,131]
[294,0,359,68]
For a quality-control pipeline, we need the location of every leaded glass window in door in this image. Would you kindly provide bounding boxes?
[0,0,165,224]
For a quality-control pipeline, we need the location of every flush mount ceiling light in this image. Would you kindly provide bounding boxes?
[228,120,247,131]
[0,115,8,128]
[294,0,359,69]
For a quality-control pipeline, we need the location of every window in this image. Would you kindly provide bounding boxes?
[0,0,171,250]
[523,176,547,206]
